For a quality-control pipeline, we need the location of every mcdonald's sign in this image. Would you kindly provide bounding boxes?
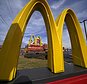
[0,0,87,81]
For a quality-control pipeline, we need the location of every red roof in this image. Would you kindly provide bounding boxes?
[28,46,44,51]
[26,44,48,52]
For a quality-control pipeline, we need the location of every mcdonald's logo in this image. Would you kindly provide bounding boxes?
[0,0,87,81]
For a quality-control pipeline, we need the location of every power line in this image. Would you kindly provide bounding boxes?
[0,15,9,26]
[6,0,13,21]
[8,0,14,18]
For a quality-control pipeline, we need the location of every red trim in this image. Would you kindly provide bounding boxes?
[47,74,87,84]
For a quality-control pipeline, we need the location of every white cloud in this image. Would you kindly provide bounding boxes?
[11,0,28,10]
[51,0,66,10]
[22,37,29,44]
[29,11,45,26]
[77,10,87,19]
[42,37,47,44]
[25,25,46,35]
[31,18,45,26]
[69,0,84,11]
[62,29,71,48]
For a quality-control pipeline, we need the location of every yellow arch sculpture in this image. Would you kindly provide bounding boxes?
[0,0,87,81]
[56,9,87,67]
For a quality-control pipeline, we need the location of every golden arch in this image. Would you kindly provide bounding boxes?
[56,9,87,67]
[0,0,87,81]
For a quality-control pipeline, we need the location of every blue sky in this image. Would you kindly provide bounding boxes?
[0,0,87,48]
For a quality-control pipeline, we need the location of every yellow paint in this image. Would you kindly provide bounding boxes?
[56,9,87,67]
[0,0,87,81]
